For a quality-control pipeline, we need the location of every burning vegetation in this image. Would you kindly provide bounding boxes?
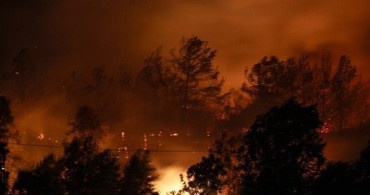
[0,36,368,194]
[1,1,370,193]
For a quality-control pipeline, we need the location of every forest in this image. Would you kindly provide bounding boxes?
[0,36,369,194]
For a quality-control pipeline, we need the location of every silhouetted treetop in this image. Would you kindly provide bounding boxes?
[237,54,367,132]
[13,154,63,195]
[61,136,120,195]
[138,36,225,111]
[120,149,159,195]
[69,106,103,139]
[240,99,325,195]
[171,36,224,108]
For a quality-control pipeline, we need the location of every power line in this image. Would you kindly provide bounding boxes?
[8,142,62,148]
[7,142,208,153]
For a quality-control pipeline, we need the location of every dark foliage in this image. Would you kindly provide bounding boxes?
[13,154,63,195]
[312,162,359,195]
[61,136,121,195]
[239,99,325,195]
[355,141,370,193]
[0,96,13,194]
[69,106,103,139]
[183,132,243,194]
[235,55,366,132]
[136,37,226,135]
[120,150,159,195]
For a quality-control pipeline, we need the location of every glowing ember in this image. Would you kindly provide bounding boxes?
[320,120,333,134]
[144,133,148,150]
[37,133,45,140]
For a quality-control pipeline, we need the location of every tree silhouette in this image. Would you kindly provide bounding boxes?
[312,140,370,195]
[14,105,121,195]
[137,47,175,102]
[61,106,119,194]
[136,48,179,122]
[13,154,63,195]
[239,99,325,195]
[316,54,333,127]
[355,140,370,193]
[65,65,129,124]
[241,56,316,109]
[138,37,224,111]
[183,132,243,194]
[61,136,120,195]
[136,36,226,136]
[0,49,44,108]
[170,37,224,111]
[0,96,13,194]
[120,149,159,195]
[135,37,226,136]
[312,162,358,195]
[237,56,317,130]
[239,54,367,132]
[330,55,357,131]
[183,153,226,195]
[242,56,287,107]
[69,106,104,139]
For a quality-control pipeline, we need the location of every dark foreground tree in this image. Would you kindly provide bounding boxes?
[0,96,13,194]
[240,99,325,195]
[14,105,121,195]
[61,136,120,195]
[61,106,120,194]
[13,154,63,195]
[311,162,358,195]
[13,138,121,195]
[355,141,370,193]
[312,140,370,195]
[120,150,159,195]
[182,153,226,195]
[182,132,243,195]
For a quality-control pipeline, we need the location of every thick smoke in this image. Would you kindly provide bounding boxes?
[1,0,370,87]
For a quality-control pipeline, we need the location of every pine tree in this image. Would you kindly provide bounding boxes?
[69,106,104,139]
[120,150,159,195]
[331,55,357,131]
[136,37,225,135]
[13,154,63,195]
[137,48,175,100]
[170,37,224,110]
[137,37,224,113]
[61,136,120,195]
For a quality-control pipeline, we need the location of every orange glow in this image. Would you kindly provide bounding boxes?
[155,165,185,195]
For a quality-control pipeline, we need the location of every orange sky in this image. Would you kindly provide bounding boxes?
[1,1,370,193]
[1,0,369,88]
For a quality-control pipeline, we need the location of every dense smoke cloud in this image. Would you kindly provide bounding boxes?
[1,0,369,87]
